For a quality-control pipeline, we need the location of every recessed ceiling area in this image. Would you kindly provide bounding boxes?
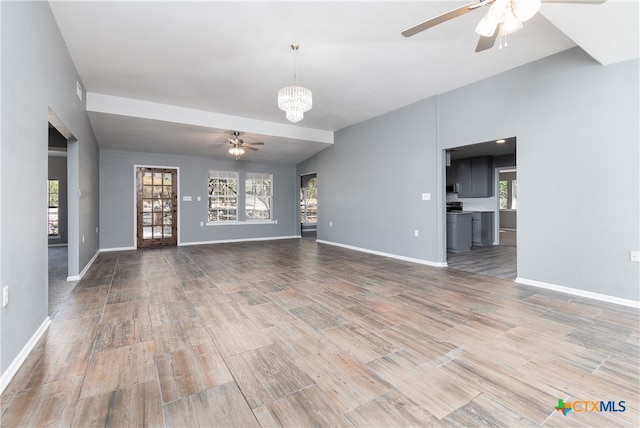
[48,1,638,164]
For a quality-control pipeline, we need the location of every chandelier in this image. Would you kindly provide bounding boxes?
[475,0,541,47]
[278,44,312,123]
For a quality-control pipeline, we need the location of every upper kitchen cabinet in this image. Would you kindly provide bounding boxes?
[456,156,493,198]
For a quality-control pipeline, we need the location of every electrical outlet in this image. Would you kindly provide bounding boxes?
[329,221,333,227]
[3,287,8,307]
[630,251,640,263]
[200,221,204,227]
[414,230,419,237]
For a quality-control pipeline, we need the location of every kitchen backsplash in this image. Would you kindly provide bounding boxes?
[446,193,498,212]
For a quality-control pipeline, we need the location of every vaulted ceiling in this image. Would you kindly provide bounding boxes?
[49,0,639,163]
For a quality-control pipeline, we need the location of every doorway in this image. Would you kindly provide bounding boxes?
[444,138,517,280]
[300,173,317,237]
[136,167,178,248]
[47,117,78,317]
[498,168,517,247]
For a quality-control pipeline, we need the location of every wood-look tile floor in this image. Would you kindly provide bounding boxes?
[2,238,639,427]
[447,245,517,281]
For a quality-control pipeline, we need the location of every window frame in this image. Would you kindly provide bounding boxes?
[245,172,273,222]
[207,171,239,223]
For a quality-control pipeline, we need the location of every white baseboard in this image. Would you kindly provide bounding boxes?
[515,277,640,309]
[99,246,136,253]
[179,235,300,247]
[0,317,51,394]
[316,240,447,268]
[67,248,100,281]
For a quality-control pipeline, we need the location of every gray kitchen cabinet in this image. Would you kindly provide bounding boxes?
[455,156,493,198]
[471,211,494,247]
[447,213,472,253]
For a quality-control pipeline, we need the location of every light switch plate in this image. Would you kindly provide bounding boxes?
[421,193,431,201]
[630,251,640,263]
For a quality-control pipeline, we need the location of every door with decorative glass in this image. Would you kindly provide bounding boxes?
[136,167,177,247]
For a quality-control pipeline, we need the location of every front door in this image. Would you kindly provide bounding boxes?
[136,167,178,248]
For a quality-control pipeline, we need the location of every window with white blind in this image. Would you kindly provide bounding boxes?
[245,173,272,221]
[208,171,238,222]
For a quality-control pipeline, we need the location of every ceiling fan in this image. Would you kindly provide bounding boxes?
[402,0,605,52]
[227,131,264,159]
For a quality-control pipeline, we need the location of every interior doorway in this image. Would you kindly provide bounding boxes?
[47,118,78,317]
[444,137,517,281]
[300,173,317,237]
[136,167,178,248]
[497,168,517,247]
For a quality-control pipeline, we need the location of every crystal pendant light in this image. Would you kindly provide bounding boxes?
[278,44,312,123]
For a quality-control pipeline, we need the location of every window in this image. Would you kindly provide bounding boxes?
[499,173,517,210]
[300,177,317,224]
[208,171,238,222]
[499,180,508,209]
[48,179,59,236]
[245,173,272,221]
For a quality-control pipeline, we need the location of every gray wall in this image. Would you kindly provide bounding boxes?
[438,48,639,301]
[100,149,298,249]
[1,2,100,375]
[316,98,440,261]
[307,48,639,301]
[48,156,68,244]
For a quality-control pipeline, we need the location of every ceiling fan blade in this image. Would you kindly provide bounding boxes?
[402,2,481,37]
[475,27,499,52]
[244,142,264,146]
[244,146,258,151]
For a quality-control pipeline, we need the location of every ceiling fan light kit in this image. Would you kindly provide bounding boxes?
[278,44,312,123]
[226,131,265,160]
[512,0,542,22]
[474,0,536,40]
[402,0,600,52]
[228,146,245,157]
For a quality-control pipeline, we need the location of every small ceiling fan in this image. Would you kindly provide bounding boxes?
[402,0,605,52]
[227,131,264,159]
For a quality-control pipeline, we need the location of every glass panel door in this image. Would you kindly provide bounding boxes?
[136,168,177,247]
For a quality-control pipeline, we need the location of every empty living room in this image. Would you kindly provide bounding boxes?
[1,1,638,427]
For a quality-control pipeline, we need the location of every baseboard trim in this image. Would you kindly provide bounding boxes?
[0,317,51,394]
[67,249,100,281]
[515,277,640,309]
[99,246,136,253]
[179,235,300,247]
[316,240,447,268]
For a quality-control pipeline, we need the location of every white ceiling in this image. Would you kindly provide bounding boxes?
[48,0,639,164]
